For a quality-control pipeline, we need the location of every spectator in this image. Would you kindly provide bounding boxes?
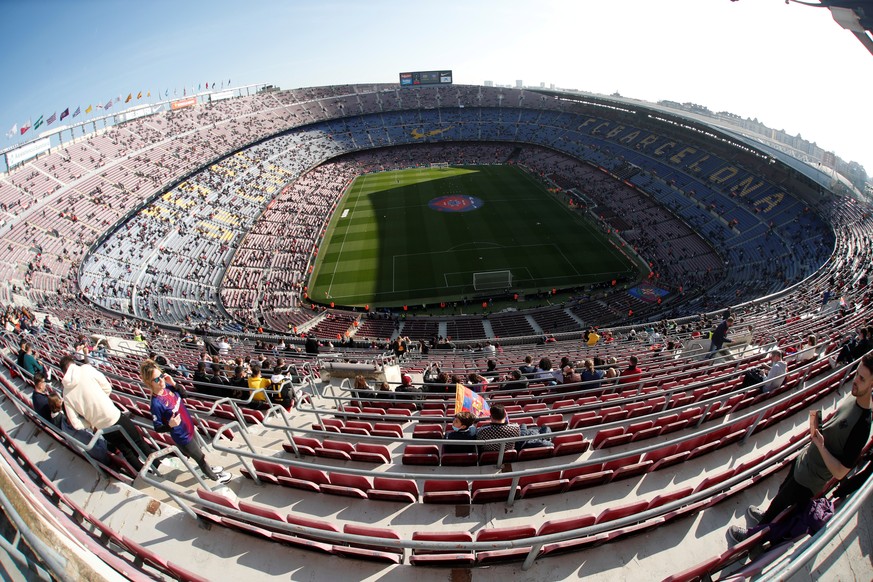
[502,369,528,392]
[796,335,818,364]
[60,355,157,473]
[17,341,47,378]
[476,404,520,452]
[730,353,873,544]
[229,366,248,399]
[216,336,231,357]
[580,359,605,389]
[535,357,561,386]
[443,411,478,454]
[761,349,787,394]
[352,375,376,400]
[30,371,52,422]
[707,316,734,359]
[620,355,643,385]
[247,364,271,410]
[562,365,582,385]
[47,393,110,464]
[304,333,319,355]
[467,372,488,393]
[394,374,423,408]
[518,355,537,378]
[140,359,231,484]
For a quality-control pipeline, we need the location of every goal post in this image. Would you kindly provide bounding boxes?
[473,270,512,291]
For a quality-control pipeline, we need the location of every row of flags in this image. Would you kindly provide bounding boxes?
[4,79,232,140]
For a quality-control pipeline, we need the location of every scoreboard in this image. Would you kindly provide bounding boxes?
[399,70,452,87]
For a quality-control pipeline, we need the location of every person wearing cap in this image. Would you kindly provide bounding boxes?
[394,374,423,408]
[762,349,787,394]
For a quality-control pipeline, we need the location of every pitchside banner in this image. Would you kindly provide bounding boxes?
[6,137,51,167]
[210,90,234,102]
[454,383,490,417]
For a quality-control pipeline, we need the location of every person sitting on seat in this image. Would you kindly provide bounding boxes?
[443,411,478,454]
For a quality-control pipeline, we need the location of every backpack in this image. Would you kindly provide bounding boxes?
[742,367,765,388]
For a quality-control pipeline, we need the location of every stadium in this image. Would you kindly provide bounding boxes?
[1,7,873,581]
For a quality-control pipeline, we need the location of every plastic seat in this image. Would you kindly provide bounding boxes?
[350,442,390,464]
[315,439,355,461]
[471,478,519,504]
[251,459,291,484]
[335,524,404,564]
[279,466,329,492]
[402,444,440,466]
[475,525,536,565]
[519,471,569,498]
[283,435,321,456]
[423,479,471,504]
[553,434,589,457]
[368,477,419,503]
[321,472,372,499]
[410,531,475,566]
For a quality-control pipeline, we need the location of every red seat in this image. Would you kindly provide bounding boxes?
[410,531,475,566]
[538,514,596,535]
[239,500,285,523]
[413,423,445,439]
[251,459,290,484]
[402,444,440,466]
[648,485,694,510]
[478,449,517,465]
[519,471,569,498]
[475,525,536,565]
[368,477,419,503]
[280,466,329,492]
[371,422,403,438]
[594,428,631,449]
[283,435,321,456]
[351,442,390,464]
[569,410,600,429]
[536,413,568,431]
[471,478,518,504]
[553,434,589,457]
[597,499,649,523]
[315,439,355,461]
[564,467,613,490]
[440,452,479,466]
[321,472,372,499]
[285,513,341,552]
[334,524,403,564]
[422,479,471,504]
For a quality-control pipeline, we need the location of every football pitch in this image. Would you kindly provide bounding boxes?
[308,165,640,308]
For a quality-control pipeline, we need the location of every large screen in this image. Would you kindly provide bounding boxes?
[399,70,452,87]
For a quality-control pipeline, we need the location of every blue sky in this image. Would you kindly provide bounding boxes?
[1,0,871,174]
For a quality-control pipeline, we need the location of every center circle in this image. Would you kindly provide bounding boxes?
[428,195,485,213]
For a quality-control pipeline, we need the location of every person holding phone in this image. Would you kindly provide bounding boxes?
[729,353,873,543]
[140,359,231,484]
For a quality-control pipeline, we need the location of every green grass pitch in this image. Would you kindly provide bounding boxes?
[308,165,640,308]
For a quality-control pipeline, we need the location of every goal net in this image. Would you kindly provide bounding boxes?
[473,270,512,291]
[429,162,449,169]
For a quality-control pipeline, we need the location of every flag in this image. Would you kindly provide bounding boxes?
[228,78,231,85]
[105,99,113,110]
[46,112,57,125]
[115,96,120,103]
[146,91,150,97]
[137,91,142,99]
[60,108,70,121]
[73,106,81,117]
[198,83,201,91]
[33,115,44,130]
[125,93,132,103]
[20,122,30,135]
[5,124,17,138]
[183,87,186,96]
[454,384,490,417]
[165,89,169,97]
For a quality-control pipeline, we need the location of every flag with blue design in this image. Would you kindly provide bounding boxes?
[454,384,490,417]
